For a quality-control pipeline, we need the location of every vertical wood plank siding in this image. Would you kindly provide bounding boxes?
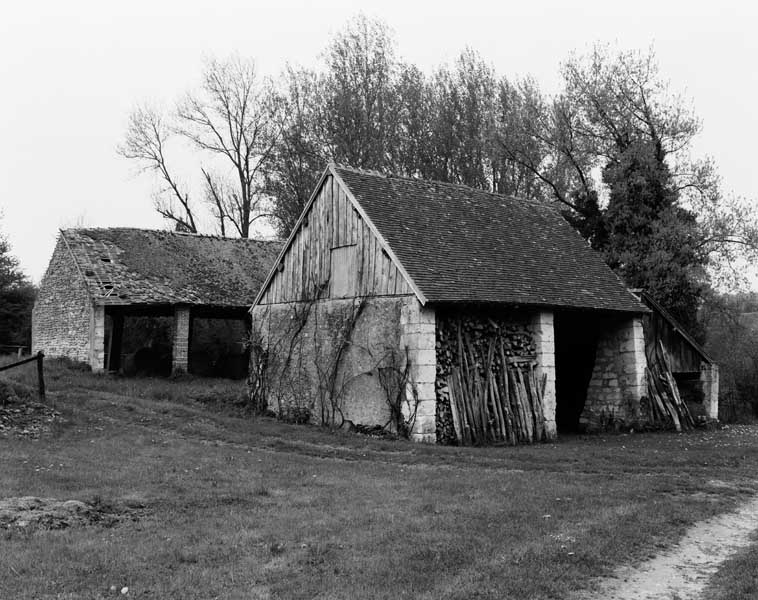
[259,175,413,304]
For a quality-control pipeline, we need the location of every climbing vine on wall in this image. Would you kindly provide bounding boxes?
[249,296,420,438]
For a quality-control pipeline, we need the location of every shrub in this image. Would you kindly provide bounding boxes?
[0,377,35,406]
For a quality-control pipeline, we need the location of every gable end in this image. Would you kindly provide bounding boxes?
[255,165,422,306]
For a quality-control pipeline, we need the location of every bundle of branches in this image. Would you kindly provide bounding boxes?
[436,312,536,443]
[443,322,546,445]
[645,340,694,431]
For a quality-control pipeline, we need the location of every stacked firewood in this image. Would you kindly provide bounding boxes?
[645,340,694,431]
[435,313,545,445]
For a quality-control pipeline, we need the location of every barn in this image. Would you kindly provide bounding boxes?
[250,164,716,443]
[33,228,281,376]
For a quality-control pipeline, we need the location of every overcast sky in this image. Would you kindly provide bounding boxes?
[2,0,757,282]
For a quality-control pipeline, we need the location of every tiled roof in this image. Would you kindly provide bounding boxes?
[61,228,282,307]
[333,165,644,313]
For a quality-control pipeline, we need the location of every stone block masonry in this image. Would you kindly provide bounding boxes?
[172,307,191,373]
[531,311,557,440]
[89,305,105,371]
[32,238,93,364]
[582,316,647,430]
[399,298,436,443]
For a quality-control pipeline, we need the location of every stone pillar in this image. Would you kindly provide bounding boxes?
[107,312,124,372]
[623,317,648,413]
[172,306,192,374]
[400,298,436,443]
[700,362,719,420]
[583,316,647,429]
[89,304,105,371]
[531,310,557,440]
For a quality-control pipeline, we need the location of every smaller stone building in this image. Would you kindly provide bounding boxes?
[250,164,708,443]
[33,228,281,374]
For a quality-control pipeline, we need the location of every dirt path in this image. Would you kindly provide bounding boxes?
[579,492,758,599]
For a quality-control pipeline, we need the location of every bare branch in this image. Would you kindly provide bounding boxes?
[118,104,198,232]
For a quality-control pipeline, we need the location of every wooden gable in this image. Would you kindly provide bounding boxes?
[257,172,415,305]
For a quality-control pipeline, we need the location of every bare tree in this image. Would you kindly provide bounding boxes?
[120,56,280,237]
[118,105,198,233]
[176,56,280,237]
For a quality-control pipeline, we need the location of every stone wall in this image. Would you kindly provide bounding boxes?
[32,238,93,364]
[399,299,436,442]
[251,296,424,431]
[581,316,647,430]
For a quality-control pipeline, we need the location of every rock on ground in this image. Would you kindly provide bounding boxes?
[0,496,123,529]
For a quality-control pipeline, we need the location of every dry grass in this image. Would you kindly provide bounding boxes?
[2,358,758,599]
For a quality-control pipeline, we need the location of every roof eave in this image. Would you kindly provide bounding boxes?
[426,298,648,314]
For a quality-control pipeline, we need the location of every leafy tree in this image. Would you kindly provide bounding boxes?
[602,139,705,331]
[320,14,400,170]
[265,67,328,236]
[496,44,758,331]
[266,15,402,235]
[117,20,758,341]
[0,226,36,350]
[424,48,497,188]
[392,63,433,177]
[702,291,758,420]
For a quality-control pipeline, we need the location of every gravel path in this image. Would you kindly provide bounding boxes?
[579,492,758,599]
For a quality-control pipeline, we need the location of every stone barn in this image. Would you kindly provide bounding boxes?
[250,164,709,443]
[33,228,281,376]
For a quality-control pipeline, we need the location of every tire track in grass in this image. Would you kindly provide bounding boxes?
[579,492,758,600]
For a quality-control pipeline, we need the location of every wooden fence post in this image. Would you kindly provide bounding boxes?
[37,351,46,402]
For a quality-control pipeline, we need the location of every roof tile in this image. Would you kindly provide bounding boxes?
[61,228,282,307]
[334,165,643,313]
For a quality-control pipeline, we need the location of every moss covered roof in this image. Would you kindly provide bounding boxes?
[60,228,282,308]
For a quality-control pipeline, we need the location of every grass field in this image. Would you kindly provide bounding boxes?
[704,532,758,600]
[1,358,758,599]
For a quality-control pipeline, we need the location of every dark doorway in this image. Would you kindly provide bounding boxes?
[190,318,249,379]
[119,315,173,376]
[554,311,600,433]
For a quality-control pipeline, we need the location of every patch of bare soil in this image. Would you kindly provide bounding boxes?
[0,401,60,438]
[579,493,758,599]
[0,497,129,530]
